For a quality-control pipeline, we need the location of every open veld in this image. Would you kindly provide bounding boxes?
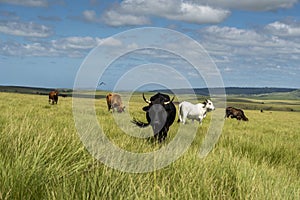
[0,91,299,199]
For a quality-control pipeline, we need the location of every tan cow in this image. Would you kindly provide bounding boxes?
[106,93,125,113]
[49,90,59,104]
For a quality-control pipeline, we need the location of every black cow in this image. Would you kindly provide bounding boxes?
[225,106,248,121]
[132,93,176,142]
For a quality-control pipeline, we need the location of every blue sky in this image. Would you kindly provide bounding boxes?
[0,0,300,90]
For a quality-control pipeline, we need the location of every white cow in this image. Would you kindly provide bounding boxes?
[178,99,215,124]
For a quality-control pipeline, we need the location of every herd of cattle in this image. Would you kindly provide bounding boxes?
[49,91,248,142]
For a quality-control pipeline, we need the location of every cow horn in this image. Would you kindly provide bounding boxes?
[143,93,151,104]
[164,96,175,105]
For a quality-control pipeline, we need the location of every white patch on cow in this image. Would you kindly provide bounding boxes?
[178,100,215,124]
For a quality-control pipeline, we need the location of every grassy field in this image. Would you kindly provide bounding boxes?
[0,92,299,199]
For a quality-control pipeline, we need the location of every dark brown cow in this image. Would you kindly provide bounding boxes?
[49,90,59,104]
[225,107,248,121]
[106,93,125,113]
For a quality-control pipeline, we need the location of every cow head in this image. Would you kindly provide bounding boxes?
[142,93,174,135]
[202,99,215,111]
[117,105,125,113]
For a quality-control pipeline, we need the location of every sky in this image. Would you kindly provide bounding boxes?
[0,0,300,90]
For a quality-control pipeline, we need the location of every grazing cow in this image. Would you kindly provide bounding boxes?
[106,93,125,113]
[225,107,248,121]
[132,93,176,142]
[177,99,215,124]
[49,90,59,104]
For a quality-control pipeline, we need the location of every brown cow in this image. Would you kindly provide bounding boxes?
[225,107,248,121]
[49,90,59,104]
[106,93,125,113]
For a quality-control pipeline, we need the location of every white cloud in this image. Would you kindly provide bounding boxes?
[193,0,298,11]
[200,25,300,54]
[265,21,300,37]
[1,42,51,57]
[0,36,123,57]
[51,37,102,50]
[0,21,53,37]
[103,10,150,26]
[0,0,48,7]
[197,24,300,83]
[101,0,298,26]
[100,37,123,46]
[126,42,139,49]
[82,10,101,23]
[200,26,266,47]
[163,2,230,24]
[102,0,230,26]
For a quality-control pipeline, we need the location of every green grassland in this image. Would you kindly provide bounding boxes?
[0,92,299,199]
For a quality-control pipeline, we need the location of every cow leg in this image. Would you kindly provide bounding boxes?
[178,114,183,123]
[111,105,116,112]
[161,127,168,142]
[54,96,58,104]
[158,133,163,143]
[199,118,203,125]
[158,131,165,143]
[154,133,159,142]
[182,113,188,124]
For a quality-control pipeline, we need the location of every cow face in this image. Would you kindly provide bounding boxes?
[203,99,215,111]
[143,104,167,135]
[117,106,125,113]
[142,93,174,136]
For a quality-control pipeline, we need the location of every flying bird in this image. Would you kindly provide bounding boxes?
[98,81,106,86]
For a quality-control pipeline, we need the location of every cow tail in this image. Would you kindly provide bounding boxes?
[131,118,150,128]
[177,104,182,123]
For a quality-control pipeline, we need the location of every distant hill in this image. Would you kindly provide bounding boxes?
[0,86,72,96]
[0,85,299,100]
[253,89,300,100]
[151,87,298,96]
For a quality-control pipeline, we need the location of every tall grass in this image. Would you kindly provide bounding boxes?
[0,92,299,199]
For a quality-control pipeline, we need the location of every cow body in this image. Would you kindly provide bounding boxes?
[178,100,215,124]
[132,93,176,142]
[49,90,59,104]
[225,107,248,121]
[106,93,125,113]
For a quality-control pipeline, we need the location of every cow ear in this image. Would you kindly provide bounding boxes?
[142,106,150,112]
[202,101,207,108]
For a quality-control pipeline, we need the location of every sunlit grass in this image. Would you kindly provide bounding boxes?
[0,92,299,199]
